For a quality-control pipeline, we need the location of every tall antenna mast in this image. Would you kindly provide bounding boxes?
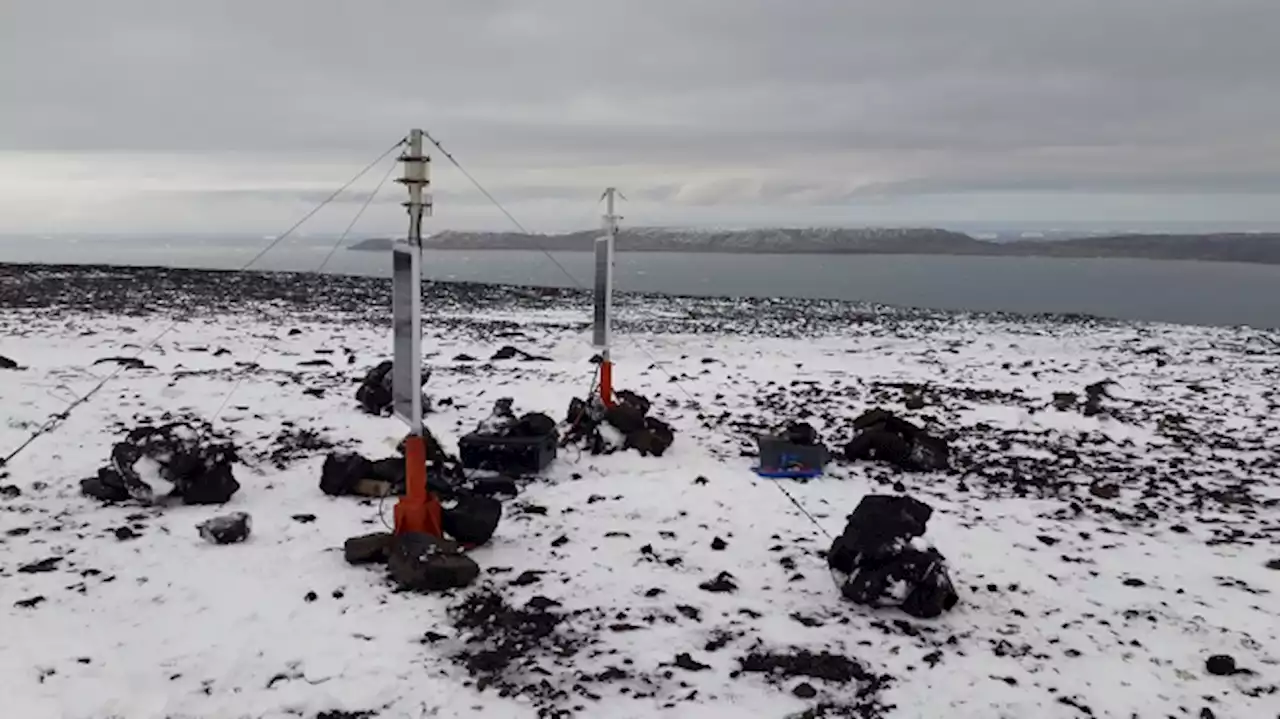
[391,128,442,537]
[594,187,622,407]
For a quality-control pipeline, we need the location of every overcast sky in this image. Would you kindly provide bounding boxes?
[3,0,1280,234]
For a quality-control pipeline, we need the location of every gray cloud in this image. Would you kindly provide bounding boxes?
[3,0,1280,231]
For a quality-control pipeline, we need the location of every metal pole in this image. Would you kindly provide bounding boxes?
[596,187,620,406]
[393,128,441,538]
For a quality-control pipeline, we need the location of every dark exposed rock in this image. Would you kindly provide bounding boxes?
[827,495,958,618]
[15,595,46,609]
[793,682,818,699]
[356,360,429,416]
[1089,481,1120,499]
[1205,654,1238,676]
[443,493,503,546]
[566,390,674,458]
[19,557,62,574]
[344,532,393,565]
[0,354,18,370]
[86,422,240,506]
[711,536,728,551]
[844,409,949,472]
[197,512,252,545]
[0,484,19,498]
[491,345,550,362]
[673,653,711,671]
[387,533,479,591]
[114,526,139,541]
[92,356,153,370]
[511,571,544,587]
[738,649,875,684]
[699,572,738,594]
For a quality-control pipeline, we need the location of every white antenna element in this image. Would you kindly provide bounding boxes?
[392,129,432,434]
[593,187,623,405]
[593,188,622,351]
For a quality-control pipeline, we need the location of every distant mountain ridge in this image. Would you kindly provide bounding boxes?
[347,228,1280,264]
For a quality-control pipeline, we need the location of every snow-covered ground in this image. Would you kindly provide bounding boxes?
[2,266,1278,719]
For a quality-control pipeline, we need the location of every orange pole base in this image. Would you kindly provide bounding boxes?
[600,360,614,407]
[393,434,443,538]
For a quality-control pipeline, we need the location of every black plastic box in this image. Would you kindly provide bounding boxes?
[458,432,556,474]
[756,435,829,471]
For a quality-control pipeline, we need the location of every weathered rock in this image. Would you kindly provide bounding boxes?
[673,653,711,671]
[442,493,503,546]
[793,682,818,699]
[844,409,949,472]
[80,473,129,502]
[101,423,240,505]
[356,360,429,415]
[699,571,738,594]
[320,452,375,496]
[1089,481,1121,499]
[344,532,394,565]
[1053,392,1078,411]
[1205,654,1238,676]
[180,461,241,505]
[92,356,152,370]
[387,533,480,591]
[196,512,251,545]
[18,557,62,574]
[490,345,550,362]
[605,404,647,434]
[827,494,958,619]
[512,412,556,438]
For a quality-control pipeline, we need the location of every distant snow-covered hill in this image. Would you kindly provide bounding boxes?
[347,228,1280,264]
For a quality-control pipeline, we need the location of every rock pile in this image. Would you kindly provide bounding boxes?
[80,422,240,505]
[565,390,675,457]
[355,360,430,416]
[843,409,949,472]
[826,494,958,619]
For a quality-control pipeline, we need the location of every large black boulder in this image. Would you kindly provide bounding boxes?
[356,361,430,416]
[387,533,480,591]
[827,494,958,619]
[91,423,241,505]
[844,409,949,472]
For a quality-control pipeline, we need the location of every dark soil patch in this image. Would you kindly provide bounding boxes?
[736,648,894,718]
[448,587,594,716]
[257,427,339,470]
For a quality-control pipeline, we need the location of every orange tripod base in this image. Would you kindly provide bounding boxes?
[393,496,442,537]
[394,434,443,538]
[600,360,615,408]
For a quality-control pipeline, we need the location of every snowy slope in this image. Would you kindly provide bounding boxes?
[1,269,1278,719]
